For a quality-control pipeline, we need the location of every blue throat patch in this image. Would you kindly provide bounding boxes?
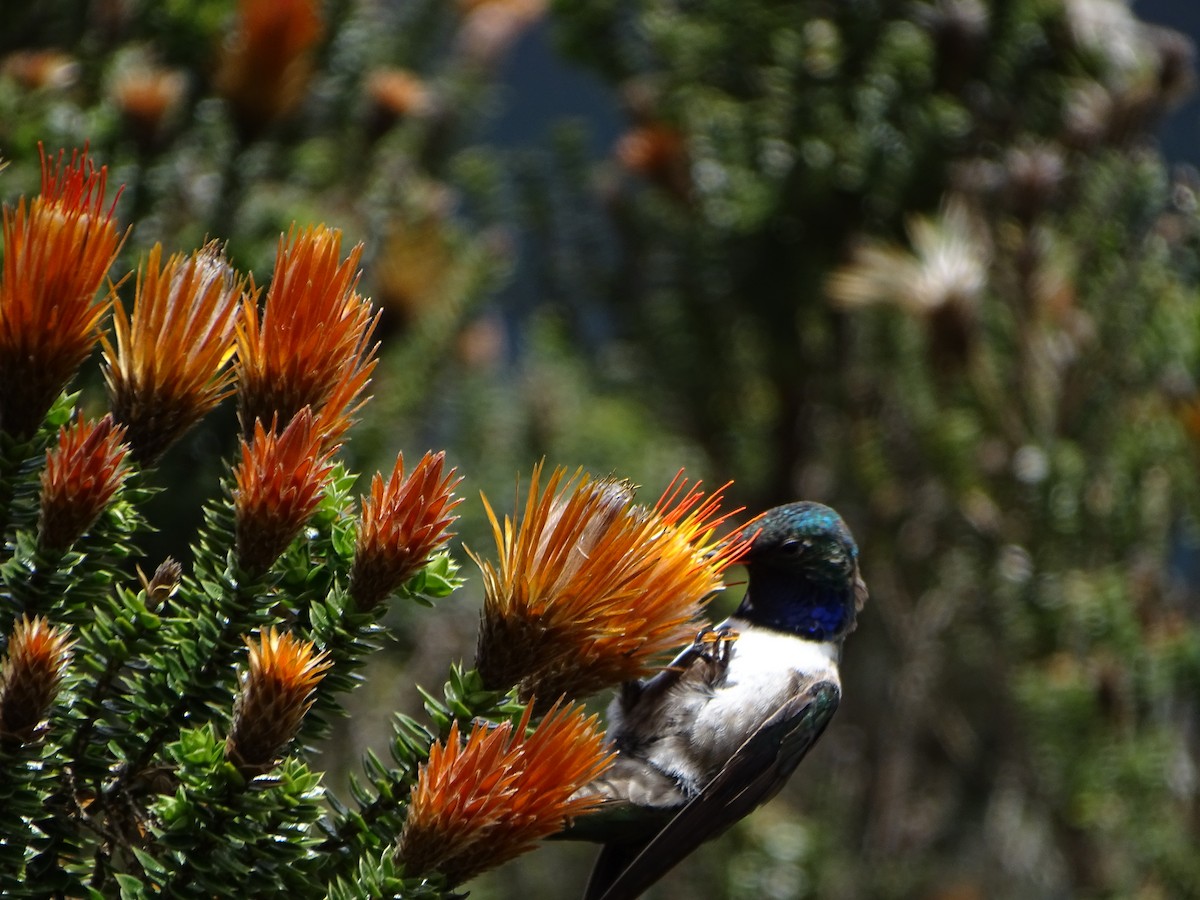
[736,565,855,642]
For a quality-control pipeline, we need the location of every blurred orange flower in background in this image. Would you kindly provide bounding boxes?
[215,0,323,134]
[109,62,188,152]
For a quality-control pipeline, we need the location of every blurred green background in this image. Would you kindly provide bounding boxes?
[5,0,1200,897]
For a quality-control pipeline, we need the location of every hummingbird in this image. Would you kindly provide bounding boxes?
[562,501,867,900]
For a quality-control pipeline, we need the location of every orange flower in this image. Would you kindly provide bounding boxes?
[0,615,74,746]
[233,407,335,575]
[473,466,750,702]
[38,415,130,553]
[1,50,79,91]
[215,0,323,135]
[616,122,691,201]
[456,0,543,12]
[364,67,434,137]
[455,0,547,68]
[372,212,457,330]
[225,627,331,776]
[110,63,188,151]
[103,241,249,465]
[0,147,124,438]
[349,451,463,612]
[236,225,379,449]
[396,701,612,885]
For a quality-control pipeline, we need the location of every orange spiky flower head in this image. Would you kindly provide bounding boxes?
[215,0,324,136]
[38,414,131,553]
[349,451,463,612]
[0,146,124,438]
[473,465,750,702]
[232,407,335,576]
[0,615,74,746]
[236,224,379,448]
[226,627,331,777]
[103,241,249,465]
[396,701,612,885]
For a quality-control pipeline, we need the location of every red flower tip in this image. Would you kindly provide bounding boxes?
[0,146,125,438]
[38,414,131,553]
[233,407,335,575]
[349,451,464,611]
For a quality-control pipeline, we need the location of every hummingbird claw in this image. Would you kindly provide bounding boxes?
[692,624,739,664]
[714,624,739,661]
[636,625,741,702]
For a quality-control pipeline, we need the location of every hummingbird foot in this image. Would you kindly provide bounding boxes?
[692,624,740,664]
[620,624,740,711]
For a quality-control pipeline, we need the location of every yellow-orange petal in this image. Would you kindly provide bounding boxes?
[103,241,249,465]
[349,451,463,612]
[473,465,749,702]
[225,627,331,776]
[38,414,130,553]
[232,407,335,575]
[0,615,74,745]
[396,700,612,885]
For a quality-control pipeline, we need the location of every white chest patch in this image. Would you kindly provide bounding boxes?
[633,619,841,794]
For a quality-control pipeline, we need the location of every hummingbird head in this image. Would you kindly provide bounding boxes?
[733,501,866,642]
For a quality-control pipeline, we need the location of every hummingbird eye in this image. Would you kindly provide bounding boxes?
[780,538,808,554]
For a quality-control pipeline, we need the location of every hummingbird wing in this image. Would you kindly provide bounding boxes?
[584,678,841,900]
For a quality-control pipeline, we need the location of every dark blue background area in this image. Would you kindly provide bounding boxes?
[490,5,1200,166]
[1144,0,1200,164]
[488,20,620,157]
